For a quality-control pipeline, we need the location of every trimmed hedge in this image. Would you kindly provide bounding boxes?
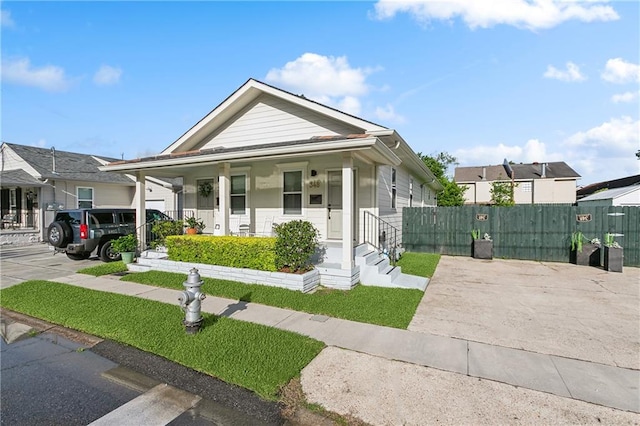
[165,235,277,272]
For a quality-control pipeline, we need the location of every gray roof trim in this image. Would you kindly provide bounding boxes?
[578,185,640,201]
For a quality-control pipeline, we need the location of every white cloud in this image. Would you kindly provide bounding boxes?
[93,65,122,86]
[1,10,15,28]
[611,91,639,104]
[543,62,586,82]
[601,58,640,84]
[265,53,375,115]
[453,117,639,183]
[455,139,562,167]
[564,116,639,153]
[34,139,47,148]
[1,57,70,92]
[372,0,619,31]
[374,104,406,124]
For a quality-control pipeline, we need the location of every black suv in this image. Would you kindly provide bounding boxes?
[47,208,172,262]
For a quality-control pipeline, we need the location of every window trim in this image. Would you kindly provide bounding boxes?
[230,173,247,216]
[77,187,94,209]
[281,169,305,216]
[391,168,397,209]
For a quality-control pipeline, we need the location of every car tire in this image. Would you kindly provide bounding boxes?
[99,240,121,262]
[48,222,72,248]
[66,252,91,261]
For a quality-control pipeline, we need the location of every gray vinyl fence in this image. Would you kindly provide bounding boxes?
[402,205,639,267]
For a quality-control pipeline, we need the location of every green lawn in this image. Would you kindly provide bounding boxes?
[78,262,129,276]
[120,271,425,329]
[396,252,440,277]
[0,280,323,400]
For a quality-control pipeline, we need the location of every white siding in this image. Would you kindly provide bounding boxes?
[1,146,41,177]
[199,94,361,151]
[182,155,375,242]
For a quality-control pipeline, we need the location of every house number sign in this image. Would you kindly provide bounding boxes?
[308,180,321,189]
[476,214,488,221]
[576,214,592,222]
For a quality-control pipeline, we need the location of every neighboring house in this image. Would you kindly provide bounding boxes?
[455,161,581,205]
[577,185,640,206]
[102,78,442,288]
[0,142,182,244]
[577,174,640,200]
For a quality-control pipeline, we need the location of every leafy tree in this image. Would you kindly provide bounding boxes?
[419,151,467,206]
[490,176,516,206]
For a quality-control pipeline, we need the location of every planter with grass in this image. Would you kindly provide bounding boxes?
[471,229,493,260]
[603,233,623,273]
[111,234,138,264]
[570,232,600,266]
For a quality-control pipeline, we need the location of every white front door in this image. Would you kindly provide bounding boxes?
[327,171,342,239]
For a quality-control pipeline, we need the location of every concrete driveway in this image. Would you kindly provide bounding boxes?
[0,244,99,289]
[409,256,640,370]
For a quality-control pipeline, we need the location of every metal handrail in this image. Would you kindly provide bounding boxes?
[363,211,400,265]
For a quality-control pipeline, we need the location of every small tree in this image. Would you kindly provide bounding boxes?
[490,177,517,206]
[420,151,467,206]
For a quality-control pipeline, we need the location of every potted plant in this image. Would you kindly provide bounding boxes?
[472,229,493,260]
[184,217,205,235]
[111,234,138,264]
[603,233,623,273]
[570,231,600,266]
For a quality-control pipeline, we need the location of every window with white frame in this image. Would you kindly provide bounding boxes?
[409,178,413,207]
[391,168,397,209]
[230,174,246,215]
[283,170,303,215]
[521,182,532,192]
[77,187,93,208]
[9,189,17,212]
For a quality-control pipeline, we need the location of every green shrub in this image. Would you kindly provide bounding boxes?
[273,220,319,273]
[166,235,277,271]
[151,219,184,248]
[111,234,138,253]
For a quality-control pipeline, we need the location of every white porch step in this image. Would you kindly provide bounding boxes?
[355,243,428,291]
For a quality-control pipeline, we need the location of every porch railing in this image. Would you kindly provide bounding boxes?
[1,211,39,230]
[363,211,400,265]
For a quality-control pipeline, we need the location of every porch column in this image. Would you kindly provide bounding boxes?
[135,172,146,250]
[342,154,353,270]
[219,162,230,235]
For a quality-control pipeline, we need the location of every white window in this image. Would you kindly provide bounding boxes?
[9,189,17,212]
[521,182,532,192]
[283,170,302,215]
[77,187,93,208]
[230,174,246,215]
[391,168,397,209]
[409,178,413,207]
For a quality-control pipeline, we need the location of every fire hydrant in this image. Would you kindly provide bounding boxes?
[178,268,206,334]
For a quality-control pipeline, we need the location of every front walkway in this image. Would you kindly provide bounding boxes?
[51,273,639,415]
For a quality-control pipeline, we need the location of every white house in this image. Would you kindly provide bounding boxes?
[0,142,182,244]
[102,79,442,289]
[577,186,640,206]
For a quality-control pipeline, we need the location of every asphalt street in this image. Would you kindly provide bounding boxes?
[0,243,285,425]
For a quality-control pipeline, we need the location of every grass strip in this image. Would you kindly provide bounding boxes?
[0,280,324,400]
[78,262,129,276]
[396,252,440,277]
[121,271,424,329]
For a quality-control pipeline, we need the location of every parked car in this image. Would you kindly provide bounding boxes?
[47,208,172,262]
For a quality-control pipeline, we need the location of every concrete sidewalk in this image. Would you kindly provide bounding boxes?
[52,273,639,414]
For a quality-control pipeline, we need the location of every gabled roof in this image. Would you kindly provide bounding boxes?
[162,78,388,154]
[578,185,640,202]
[577,174,640,198]
[455,161,580,182]
[2,143,134,185]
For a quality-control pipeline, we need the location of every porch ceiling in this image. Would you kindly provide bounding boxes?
[100,135,401,178]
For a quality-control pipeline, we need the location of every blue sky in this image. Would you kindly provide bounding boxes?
[2,1,638,186]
